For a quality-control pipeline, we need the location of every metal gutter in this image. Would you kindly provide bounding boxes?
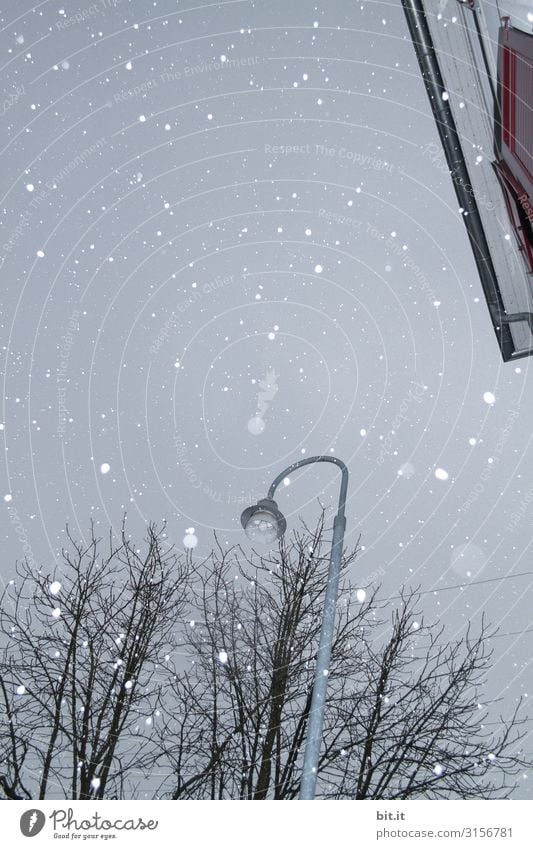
[401,0,516,360]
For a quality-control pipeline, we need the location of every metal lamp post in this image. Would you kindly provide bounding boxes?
[240,455,349,800]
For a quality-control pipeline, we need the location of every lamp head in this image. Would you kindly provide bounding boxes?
[240,497,287,545]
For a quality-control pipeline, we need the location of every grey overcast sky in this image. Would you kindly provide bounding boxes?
[1,0,533,797]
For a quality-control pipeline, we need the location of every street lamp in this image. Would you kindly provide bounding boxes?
[240,497,287,545]
[240,455,349,800]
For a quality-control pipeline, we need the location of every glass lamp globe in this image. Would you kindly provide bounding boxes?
[240,498,286,545]
[244,510,279,544]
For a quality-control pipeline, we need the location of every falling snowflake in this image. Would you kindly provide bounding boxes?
[100,463,110,474]
[398,462,415,479]
[483,391,496,405]
[218,650,228,664]
[49,581,61,595]
[356,589,366,603]
[435,468,449,481]
[183,530,198,549]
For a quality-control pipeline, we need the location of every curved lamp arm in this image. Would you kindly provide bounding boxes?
[267,455,349,517]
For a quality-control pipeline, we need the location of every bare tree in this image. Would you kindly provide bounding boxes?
[1,514,529,800]
[0,521,189,800]
[152,514,530,800]
[322,601,528,800]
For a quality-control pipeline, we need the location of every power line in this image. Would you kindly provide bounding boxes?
[381,571,533,603]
